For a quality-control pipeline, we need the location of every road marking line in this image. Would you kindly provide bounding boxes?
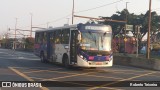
[30,76,48,80]
[11,66,63,71]
[110,70,147,76]
[36,69,77,75]
[24,68,62,74]
[9,67,49,90]
[95,87,124,90]
[83,74,123,80]
[87,71,156,90]
[42,70,126,81]
[42,71,99,81]
[103,69,152,73]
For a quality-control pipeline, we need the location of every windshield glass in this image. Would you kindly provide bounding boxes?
[80,31,112,51]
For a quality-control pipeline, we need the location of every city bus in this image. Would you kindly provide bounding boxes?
[34,23,113,68]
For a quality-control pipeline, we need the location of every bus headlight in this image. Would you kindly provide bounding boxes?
[80,55,83,58]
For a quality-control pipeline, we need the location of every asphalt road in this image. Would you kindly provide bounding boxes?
[0,48,160,90]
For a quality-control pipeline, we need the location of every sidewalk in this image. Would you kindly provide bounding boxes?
[113,53,160,71]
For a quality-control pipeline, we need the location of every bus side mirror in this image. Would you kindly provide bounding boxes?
[78,33,81,41]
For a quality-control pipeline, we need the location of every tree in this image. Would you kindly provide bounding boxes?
[24,37,34,51]
[100,9,160,52]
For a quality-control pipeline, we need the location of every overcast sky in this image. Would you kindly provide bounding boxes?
[0,0,160,37]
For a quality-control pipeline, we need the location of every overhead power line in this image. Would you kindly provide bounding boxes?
[34,0,124,27]
[33,14,71,27]
[13,0,125,28]
[75,0,123,13]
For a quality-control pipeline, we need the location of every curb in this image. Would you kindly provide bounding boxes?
[113,55,160,71]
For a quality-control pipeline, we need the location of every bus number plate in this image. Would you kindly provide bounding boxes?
[96,62,102,65]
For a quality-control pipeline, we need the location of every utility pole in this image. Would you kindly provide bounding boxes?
[14,18,17,49]
[72,0,74,24]
[136,26,140,57]
[147,0,152,59]
[124,2,129,53]
[30,13,33,37]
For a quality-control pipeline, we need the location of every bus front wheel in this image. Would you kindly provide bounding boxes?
[63,57,70,68]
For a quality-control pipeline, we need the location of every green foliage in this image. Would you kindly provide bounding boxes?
[100,9,160,52]
[100,9,160,39]
[24,37,34,51]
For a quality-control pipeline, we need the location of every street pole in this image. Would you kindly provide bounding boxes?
[124,2,129,53]
[147,0,152,59]
[136,26,139,57]
[30,13,33,38]
[14,18,17,49]
[72,0,74,24]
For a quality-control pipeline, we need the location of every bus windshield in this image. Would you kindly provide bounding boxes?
[80,31,112,51]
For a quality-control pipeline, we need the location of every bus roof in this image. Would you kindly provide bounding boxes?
[35,24,78,32]
[35,23,111,32]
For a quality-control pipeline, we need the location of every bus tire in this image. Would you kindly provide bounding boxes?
[63,56,70,68]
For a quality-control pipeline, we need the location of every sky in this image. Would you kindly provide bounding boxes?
[0,0,160,38]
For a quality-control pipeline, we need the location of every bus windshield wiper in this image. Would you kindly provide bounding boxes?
[101,32,106,48]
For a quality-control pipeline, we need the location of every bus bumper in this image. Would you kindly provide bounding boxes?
[77,56,113,67]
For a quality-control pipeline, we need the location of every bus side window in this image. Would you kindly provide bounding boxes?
[62,29,70,44]
[50,32,55,43]
[55,30,61,44]
[37,32,41,43]
[39,32,45,44]
[43,32,47,43]
[35,33,39,43]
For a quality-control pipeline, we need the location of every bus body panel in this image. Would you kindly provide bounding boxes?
[54,44,69,63]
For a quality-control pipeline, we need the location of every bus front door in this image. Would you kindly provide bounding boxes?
[70,30,78,63]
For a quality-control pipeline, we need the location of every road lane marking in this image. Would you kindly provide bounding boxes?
[14,67,129,81]
[9,67,49,90]
[24,68,63,74]
[87,71,156,90]
[30,76,47,80]
[110,70,148,76]
[30,69,78,75]
[95,87,124,90]
[27,69,124,80]
[102,69,152,73]
[42,71,101,81]
[82,74,123,80]
[9,67,124,90]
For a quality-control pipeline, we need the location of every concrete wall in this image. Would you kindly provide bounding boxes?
[113,55,160,70]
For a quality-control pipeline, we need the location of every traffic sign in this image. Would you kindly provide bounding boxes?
[125,25,133,31]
